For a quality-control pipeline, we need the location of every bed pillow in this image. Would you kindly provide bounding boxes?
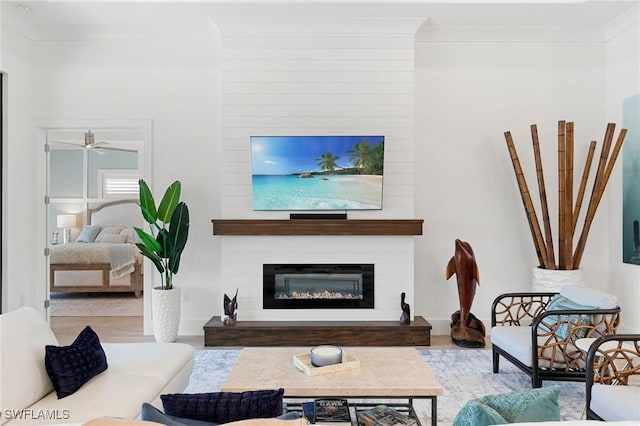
[100,234,128,244]
[95,226,126,243]
[161,389,285,424]
[44,325,108,398]
[120,227,137,244]
[76,225,102,243]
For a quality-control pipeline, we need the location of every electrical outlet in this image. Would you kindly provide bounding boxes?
[182,289,190,303]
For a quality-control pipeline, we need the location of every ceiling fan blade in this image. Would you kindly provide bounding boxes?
[94,146,137,153]
[49,140,83,147]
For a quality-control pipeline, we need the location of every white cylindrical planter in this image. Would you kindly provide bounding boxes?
[531,267,585,292]
[152,287,181,343]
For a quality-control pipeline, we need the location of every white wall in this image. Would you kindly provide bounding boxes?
[1,25,40,312]
[26,33,222,333]
[414,26,635,334]
[3,6,638,335]
[603,7,640,333]
[215,17,423,321]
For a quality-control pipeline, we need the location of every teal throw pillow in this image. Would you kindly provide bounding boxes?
[75,225,102,243]
[453,386,561,426]
[513,387,562,423]
[452,399,508,426]
[539,294,595,339]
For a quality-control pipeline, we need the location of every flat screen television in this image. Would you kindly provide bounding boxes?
[250,135,384,211]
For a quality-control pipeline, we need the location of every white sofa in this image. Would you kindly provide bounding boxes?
[0,307,194,425]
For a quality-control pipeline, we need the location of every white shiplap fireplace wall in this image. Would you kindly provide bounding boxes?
[217,17,425,321]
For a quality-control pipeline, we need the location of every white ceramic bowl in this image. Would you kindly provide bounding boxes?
[310,345,343,367]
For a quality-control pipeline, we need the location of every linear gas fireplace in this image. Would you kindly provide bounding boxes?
[263,264,374,309]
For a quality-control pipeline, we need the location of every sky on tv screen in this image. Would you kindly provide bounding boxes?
[250,135,385,211]
[250,135,384,175]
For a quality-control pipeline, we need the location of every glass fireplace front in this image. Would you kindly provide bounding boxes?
[263,264,374,309]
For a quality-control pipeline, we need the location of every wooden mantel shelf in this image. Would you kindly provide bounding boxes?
[211,219,423,236]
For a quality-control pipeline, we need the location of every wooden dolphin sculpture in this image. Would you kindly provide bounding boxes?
[445,239,486,347]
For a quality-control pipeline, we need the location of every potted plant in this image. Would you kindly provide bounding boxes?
[135,179,189,342]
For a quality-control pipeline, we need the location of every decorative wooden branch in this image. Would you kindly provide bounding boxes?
[504,131,548,268]
[531,124,556,269]
[505,122,627,270]
[573,141,596,234]
[573,126,627,268]
[565,122,574,269]
[558,121,567,269]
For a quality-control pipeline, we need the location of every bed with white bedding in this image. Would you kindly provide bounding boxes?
[49,200,144,297]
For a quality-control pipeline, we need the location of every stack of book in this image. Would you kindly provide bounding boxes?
[356,405,417,426]
[302,399,352,426]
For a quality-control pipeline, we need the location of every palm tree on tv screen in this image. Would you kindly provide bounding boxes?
[347,140,383,175]
[316,152,340,173]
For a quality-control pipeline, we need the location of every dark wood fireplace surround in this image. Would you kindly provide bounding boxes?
[205,219,431,346]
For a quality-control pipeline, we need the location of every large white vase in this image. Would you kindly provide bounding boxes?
[152,287,181,343]
[531,267,585,292]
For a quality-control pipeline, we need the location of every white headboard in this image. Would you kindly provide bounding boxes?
[88,200,143,227]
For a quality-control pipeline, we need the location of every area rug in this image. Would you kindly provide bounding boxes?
[49,293,143,316]
[184,349,585,426]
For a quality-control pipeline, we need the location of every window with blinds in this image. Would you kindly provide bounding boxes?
[100,171,140,198]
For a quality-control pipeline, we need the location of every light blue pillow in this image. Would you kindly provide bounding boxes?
[454,386,561,426]
[539,295,596,339]
[75,225,102,243]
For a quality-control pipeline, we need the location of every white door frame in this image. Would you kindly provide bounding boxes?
[35,119,152,331]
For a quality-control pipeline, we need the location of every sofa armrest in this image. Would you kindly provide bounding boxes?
[491,292,556,327]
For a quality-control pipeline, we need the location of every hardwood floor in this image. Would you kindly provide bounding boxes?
[50,316,484,349]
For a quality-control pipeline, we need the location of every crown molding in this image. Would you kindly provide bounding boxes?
[604,3,639,42]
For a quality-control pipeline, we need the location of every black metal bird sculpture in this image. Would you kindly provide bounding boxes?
[400,292,411,324]
[223,289,238,326]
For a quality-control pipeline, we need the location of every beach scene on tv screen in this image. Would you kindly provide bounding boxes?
[250,135,384,210]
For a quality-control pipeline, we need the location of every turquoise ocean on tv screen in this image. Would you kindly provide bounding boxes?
[252,175,383,210]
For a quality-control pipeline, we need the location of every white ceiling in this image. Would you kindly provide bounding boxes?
[1,1,639,41]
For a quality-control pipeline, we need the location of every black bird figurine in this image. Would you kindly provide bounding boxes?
[223,289,238,326]
[400,292,410,325]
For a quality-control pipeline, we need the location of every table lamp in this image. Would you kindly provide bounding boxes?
[57,214,77,244]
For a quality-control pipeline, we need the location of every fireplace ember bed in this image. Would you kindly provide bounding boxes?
[263,264,374,309]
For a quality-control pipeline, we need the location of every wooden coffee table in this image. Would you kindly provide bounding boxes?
[221,347,443,426]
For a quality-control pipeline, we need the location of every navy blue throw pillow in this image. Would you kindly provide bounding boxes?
[45,325,108,398]
[161,389,285,424]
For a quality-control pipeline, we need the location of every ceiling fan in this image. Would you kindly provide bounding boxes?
[49,130,136,153]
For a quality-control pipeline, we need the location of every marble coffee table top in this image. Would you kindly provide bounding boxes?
[222,346,443,398]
